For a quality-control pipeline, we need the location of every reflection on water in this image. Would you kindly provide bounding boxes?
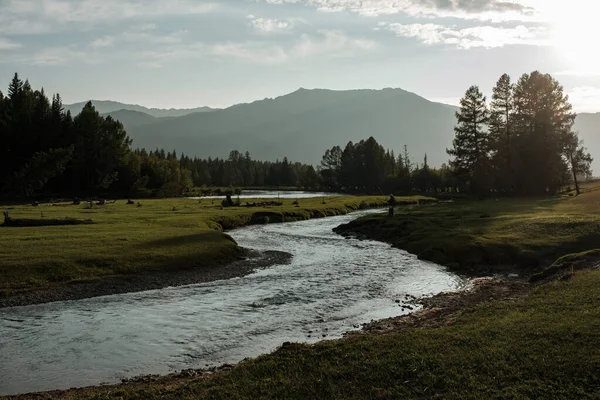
[0,210,464,396]
[187,190,345,200]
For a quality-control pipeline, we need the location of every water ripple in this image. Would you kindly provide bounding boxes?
[0,210,464,396]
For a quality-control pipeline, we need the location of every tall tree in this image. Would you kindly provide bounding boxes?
[71,102,132,196]
[403,144,412,174]
[489,73,514,192]
[319,145,342,189]
[511,71,576,194]
[447,85,490,193]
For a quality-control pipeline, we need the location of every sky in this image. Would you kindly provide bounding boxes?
[0,0,598,112]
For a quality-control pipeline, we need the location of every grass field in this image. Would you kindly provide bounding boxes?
[6,188,600,398]
[335,182,600,276]
[13,268,600,400]
[0,195,427,295]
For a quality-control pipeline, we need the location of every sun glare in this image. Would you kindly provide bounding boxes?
[544,1,600,71]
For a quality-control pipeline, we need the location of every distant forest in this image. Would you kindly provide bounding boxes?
[0,71,592,199]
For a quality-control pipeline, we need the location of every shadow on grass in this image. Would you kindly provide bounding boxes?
[336,196,600,276]
[137,231,237,250]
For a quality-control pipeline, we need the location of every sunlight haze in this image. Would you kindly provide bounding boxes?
[0,0,598,111]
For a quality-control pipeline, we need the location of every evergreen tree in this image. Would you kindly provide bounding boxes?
[403,144,412,174]
[319,145,342,189]
[511,71,576,194]
[489,73,514,192]
[447,85,490,193]
[71,102,132,196]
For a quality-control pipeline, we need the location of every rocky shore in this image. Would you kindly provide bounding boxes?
[355,275,531,334]
[0,249,292,309]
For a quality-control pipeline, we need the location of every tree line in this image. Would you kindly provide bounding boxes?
[0,71,593,200]
[318,139,456,194]
[318,71,594,196]
[447,71,592,195]
[0,73,318,199]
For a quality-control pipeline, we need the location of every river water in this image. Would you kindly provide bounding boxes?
[0,210,464,396]
[187,190,345,200]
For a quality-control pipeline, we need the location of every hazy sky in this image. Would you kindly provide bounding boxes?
[0,0,598,112]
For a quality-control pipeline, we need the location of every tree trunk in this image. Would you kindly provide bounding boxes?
[571,156,581,196]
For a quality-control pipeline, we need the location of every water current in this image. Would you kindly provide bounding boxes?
[0,210,464,395]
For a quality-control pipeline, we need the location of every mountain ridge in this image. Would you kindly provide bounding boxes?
[70,88,599,171]
[66,100,217,118]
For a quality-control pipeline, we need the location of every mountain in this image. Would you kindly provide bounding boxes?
[124,88,460,167]
[574,113,600,171]
[82,88,599,172]
[66,100,216,118]
[100,109,158,129]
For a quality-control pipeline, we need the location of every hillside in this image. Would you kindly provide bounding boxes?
[78,89,598,171]
[125,88,459,167]
[100,109,159,128]
[574,113,600,171]
[66,100,216,118]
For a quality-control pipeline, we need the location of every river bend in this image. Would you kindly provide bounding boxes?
[0,210,464,395]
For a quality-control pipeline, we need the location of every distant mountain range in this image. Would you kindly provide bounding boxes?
[66,100,216,118]
[66,89,599,171]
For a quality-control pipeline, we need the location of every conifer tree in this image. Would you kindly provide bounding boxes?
[489,73,514,192]
[511,71,576,194]
[447,85,490,193]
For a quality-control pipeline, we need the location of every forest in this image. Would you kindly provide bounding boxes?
[318,71,593,196]
[0,71,592,200]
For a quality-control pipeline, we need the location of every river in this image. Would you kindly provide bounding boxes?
[187,190,345,200]
[0,210,464,396]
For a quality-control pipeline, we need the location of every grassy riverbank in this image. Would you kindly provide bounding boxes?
[10,268,600,399]
[0,195,426,296]
[335,184,600,276]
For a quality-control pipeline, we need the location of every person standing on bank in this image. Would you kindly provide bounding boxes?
[388,194,397,217]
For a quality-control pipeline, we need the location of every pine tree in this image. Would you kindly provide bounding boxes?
[403,145,411,174]
[7,73,23,100]
[447,85,490,193]
[489,73,514,192]
[511,71,576,194]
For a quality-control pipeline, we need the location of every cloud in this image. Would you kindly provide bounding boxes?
[292,30,376,58]
[381,22,546,48]
[90,36,115,48]
[0,0,219,35]
[136,30,377,67]
[5,46,97,66]
[247,16,293,34]
[0,38,22,50]
[211,42,289,63]
[263,0,536,20]
[555,69,600,78]
[122,29,189,44]
[130,23,158,32]
[568,86,600,113]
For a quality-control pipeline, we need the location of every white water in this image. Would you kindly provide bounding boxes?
[0,210,464,396]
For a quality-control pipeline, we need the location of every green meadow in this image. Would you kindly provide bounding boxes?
[336,183,600,276]
[0,195,427,296]
[6,188,600,399]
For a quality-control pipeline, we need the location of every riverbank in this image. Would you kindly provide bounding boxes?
[334,186,600,277]
[0,250,291,308]
[0,195,428,305]
[7,265,600,399]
